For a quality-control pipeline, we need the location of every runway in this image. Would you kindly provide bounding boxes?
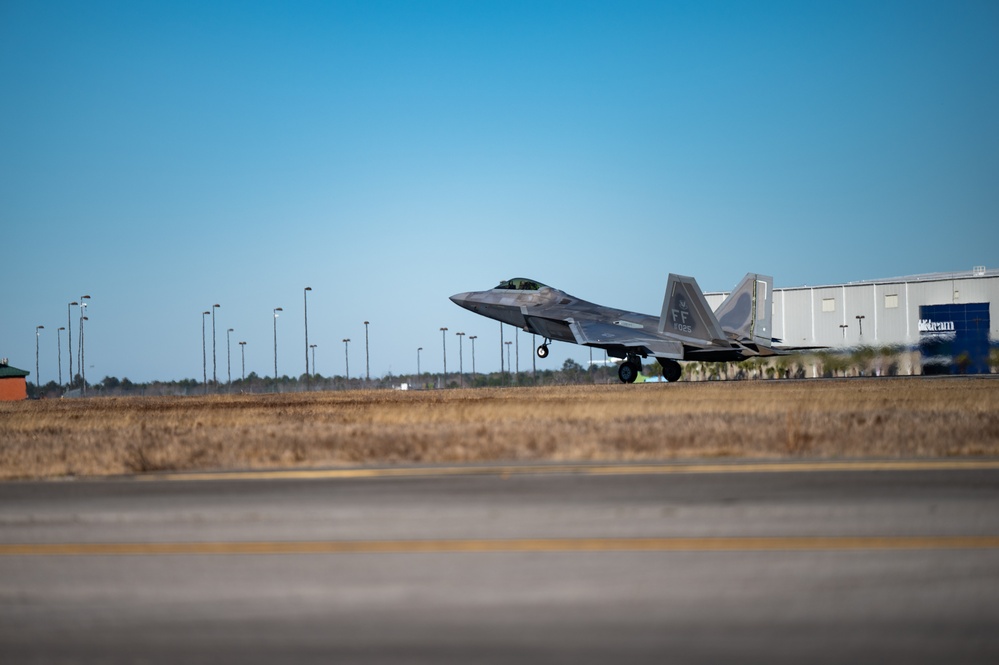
[2,461,998,663]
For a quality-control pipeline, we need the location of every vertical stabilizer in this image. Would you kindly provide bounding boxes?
[714,273,774,346]
[658,274,727,344]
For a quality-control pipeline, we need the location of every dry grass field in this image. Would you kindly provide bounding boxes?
[1,377,997,480]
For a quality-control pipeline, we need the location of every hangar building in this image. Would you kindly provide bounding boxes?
[706,266,998,375]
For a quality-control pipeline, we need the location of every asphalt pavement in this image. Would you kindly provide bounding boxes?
[1,461,998,664]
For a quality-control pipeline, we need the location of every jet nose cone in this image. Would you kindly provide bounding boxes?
[450,292,471,308]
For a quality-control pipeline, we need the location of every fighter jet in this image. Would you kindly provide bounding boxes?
[450,273,781,383]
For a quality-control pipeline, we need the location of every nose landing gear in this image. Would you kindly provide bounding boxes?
[536,339,551,358]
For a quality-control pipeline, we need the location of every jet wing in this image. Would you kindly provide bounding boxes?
[567,319,684,359]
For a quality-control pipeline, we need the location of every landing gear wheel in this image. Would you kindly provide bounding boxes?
[536,344,549,359]
[661,360,682,383]
[618,361,640,384]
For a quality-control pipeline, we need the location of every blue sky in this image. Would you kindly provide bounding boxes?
[2,0,997,384]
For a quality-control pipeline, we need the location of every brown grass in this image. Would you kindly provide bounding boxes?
[1,377,997,480]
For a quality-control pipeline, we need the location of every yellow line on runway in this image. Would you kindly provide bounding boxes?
[139,459,999,482]
[3,536,999,556]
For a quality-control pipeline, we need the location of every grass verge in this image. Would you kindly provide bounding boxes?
[1,377,997,480]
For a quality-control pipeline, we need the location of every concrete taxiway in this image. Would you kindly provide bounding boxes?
[1,461,998,663]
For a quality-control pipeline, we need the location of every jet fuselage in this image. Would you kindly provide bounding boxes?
[450,273,780,383]
[450,282,668,361]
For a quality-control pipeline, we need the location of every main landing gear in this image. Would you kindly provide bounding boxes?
[536,339,551,358]
[660,359,682,383]
[617,357,683,383]
[617,355,642,384]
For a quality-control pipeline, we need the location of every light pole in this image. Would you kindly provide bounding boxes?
[310,344,317,381]
[855,315,865,337]
[202,310,210,393]
[78,296,90,393]
[343,339,351,383]
[211,303,220,387]
[417,347,422,384]
[364,321,370,383]
[535,334,539,381]
[80,314,89,396]
[35,325,44,391]
[78,305,84,377]
[440,327,448,388]
[227,328,234,390]
[469,335,477,382]
[304,287,312,385]
[57,327,65,387]
[67,301,78,386]
[515,328,519,385]
[273,307,283,379]
[239,341,247,383]
[456,332,465,388]
[839,324,849,340]
[505,341,512,383]
[499,322,504,376]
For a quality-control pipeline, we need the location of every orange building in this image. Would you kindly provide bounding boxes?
[0,359,30,401]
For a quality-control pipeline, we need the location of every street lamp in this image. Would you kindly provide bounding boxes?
[440,327,448,388]
[499,322,504,375]
[57,327,65,387]
[310,344,318,380]
[212,303,221,387]
[67,301,78,386]
[505,341,512,383]
[417,347,422,382]
[273,307,283,379]
[839,324,849,340]
[515,328,519,385]
[80,315,89,395]
[456,332,465,388]
[202,311,210,393]
[855,315,865,337]
[364,321,370,383]
[35,325,44,391]
[342,338,351,383]
[304,287,312,384]
[469,335,477,381]
[78,296,90,393]
[227,328,234,390]
[239,341,247,384]
[535,334,539,381]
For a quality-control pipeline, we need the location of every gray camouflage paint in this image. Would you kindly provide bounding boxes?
[450,273,779,381]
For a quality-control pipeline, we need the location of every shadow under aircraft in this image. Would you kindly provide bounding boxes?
[450,273,791,383]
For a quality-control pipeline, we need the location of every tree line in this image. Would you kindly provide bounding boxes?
[24,347,998,398]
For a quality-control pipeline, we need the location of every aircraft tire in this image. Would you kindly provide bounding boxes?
[537,345,549,359]
[662,360,682,382]
[618,362,639,384]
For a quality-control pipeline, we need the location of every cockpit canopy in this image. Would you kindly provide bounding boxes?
[494,278,549,291]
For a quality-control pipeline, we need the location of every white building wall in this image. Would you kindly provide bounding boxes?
[707,270,999,350]
[875,283,910,345]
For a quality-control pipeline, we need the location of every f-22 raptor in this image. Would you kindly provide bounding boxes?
[450,273,782,383]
